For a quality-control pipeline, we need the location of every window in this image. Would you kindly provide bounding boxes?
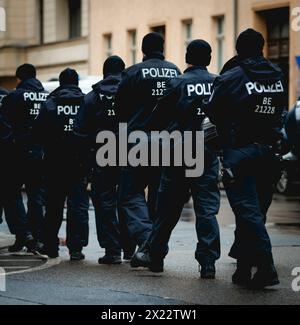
[128,30,137,65]
[264,8,289,75]
[183,20,193,47]
[69,0,81,39]
[260,7,290,101]
[215,16,225,72]
[151,25,166,40]
[38,0,44,44]
[183,20,193,65]
[104,34,113,58]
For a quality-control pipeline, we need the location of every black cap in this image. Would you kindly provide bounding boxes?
[59,68,79,86]
[236,28,265,58]
[103,55,125,79]
[186,40,212,66]
[16,64,36,81]
[142,32,164,55]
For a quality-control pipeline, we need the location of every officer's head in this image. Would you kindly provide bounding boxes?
[103,55,125,79]
[186,40,212,67]
[16,64,36,83]
[236,28,265,59]
[142,32,164,56]
[59,68,79,87]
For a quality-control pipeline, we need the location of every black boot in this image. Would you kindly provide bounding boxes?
[98,254,122,265]
[123,250,135,263]
[130,252,151,268]
[149,258,164,273]
[36,244,59,259]
[9,234,36,253]
[70,251,85,261]
[232,260,252,286]
[8,237,26,253]
[200,263,216,279]
[248,263,280,289]
[25,234,38,253]
[130,242,150,268]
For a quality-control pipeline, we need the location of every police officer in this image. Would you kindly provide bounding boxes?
[115,33,181,265]
[75,56,136,264]
[0,88,27,236]
[202,29,287,289]
[1,64,48,252]
[33,68,89,260]
[0,87,9,225]
[135,40,220,278]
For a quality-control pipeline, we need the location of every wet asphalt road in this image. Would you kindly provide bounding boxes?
[0,191,300,305]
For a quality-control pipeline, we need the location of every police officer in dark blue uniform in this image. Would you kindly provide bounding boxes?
[33,68,89,260]
[75,56,136,264]
[202,29,287,289]
[115,33,181,265]
[0,87,10,225]
[135,40,221,278]
[0,87,27,235]
[1,64,48,252]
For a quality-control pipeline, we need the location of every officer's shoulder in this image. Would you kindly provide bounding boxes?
[43,97,57,111]
[123,63,142,76]
[163,60,180,71]
[216,66,243,83]
[6,88,19,96]
[84,89,98,102]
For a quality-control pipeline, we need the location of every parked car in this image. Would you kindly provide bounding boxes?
[43,76,100,94]
[275,151,300,194]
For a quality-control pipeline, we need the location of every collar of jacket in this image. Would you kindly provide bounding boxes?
[16,78,44,91]
[143,52,165,62]
[184,65,208,73]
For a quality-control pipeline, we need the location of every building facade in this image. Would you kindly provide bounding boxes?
[0,0,90,88]
[90,0,300,106]
[0,0,299,105]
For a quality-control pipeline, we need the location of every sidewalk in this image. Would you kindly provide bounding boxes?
[0,193,300,305]
[0,230,14,250]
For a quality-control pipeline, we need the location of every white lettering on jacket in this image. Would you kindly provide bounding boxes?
[187,83,213,97]
[142,68,178,79]
[57,105,80,115]
[245,81,284,95]
[23,92,48,102]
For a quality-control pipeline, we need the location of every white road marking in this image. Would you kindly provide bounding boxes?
[0,260,44,262]
[3,266,31,269]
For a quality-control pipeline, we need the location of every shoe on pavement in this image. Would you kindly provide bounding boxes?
[200,264,216,279]
[232,262,252,286]
[70,252,85,261]
[248,264,280,290]
[123,252,134,263]
[130,252,151,268]
[8,238,25,253]
[9,234,35,253]
[36,246,59,259]
[98,255,122,265]
[149,258,164,273]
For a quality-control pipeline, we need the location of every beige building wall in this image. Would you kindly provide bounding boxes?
[89,0,236,74]
[0,0,90,88]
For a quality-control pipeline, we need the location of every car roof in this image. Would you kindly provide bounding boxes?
[43,76,101,95]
